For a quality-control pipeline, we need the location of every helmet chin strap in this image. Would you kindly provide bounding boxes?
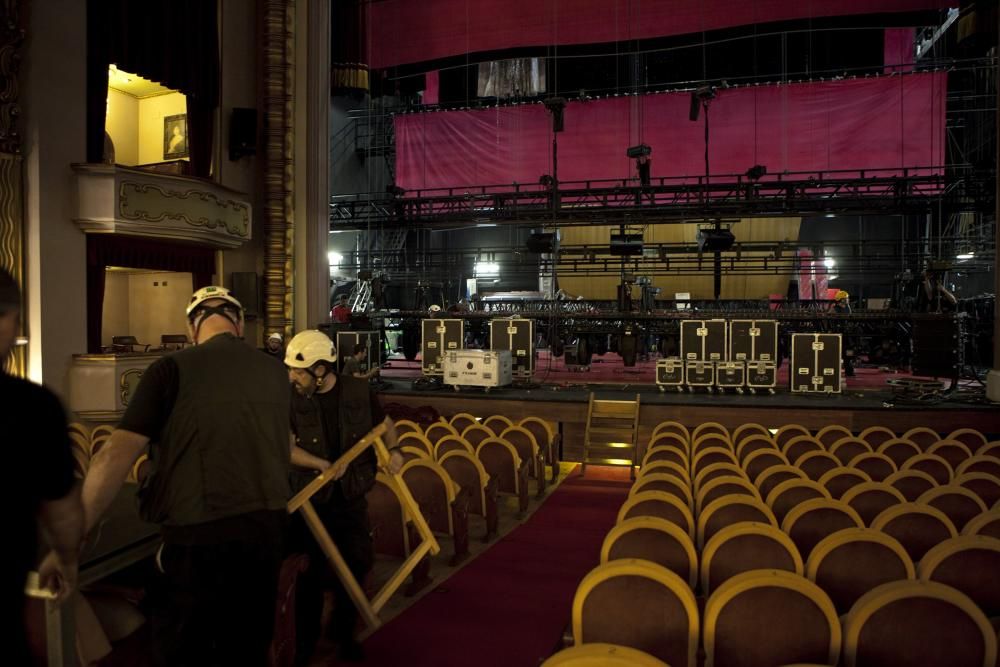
[191,305,241,340]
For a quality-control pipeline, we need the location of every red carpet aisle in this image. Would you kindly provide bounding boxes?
[361,466,632,667]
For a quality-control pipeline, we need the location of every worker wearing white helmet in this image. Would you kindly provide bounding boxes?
[284,329,403,662]
[59,285,328,666]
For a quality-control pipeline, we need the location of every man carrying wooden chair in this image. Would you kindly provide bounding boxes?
[285,330,404,663]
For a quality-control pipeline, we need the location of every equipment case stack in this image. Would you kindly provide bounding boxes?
[655,358,685,392]
[790,333,842,393]
[730,319,779,395]
[489,318,534,379]
[335,331,382,375]
[421,319,464,376]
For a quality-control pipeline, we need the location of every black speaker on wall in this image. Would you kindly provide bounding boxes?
[229,108,257,160]
[231,272,260,318]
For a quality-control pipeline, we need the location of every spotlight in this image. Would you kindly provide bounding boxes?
[543,97,566,133]
[745,164,767,181]
[539,174,555,188]
[696,228,735,253]
[689,85,716,121]
[610,233,643,256]
[626,144,652,158]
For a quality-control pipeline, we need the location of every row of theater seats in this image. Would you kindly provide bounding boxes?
[363,413,559,578]
[545,421,1000,667]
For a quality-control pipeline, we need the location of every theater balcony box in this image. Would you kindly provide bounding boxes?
[72,163,252,249]
[69,353,162,423]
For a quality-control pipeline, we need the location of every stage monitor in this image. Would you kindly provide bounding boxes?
[610,234,643,256]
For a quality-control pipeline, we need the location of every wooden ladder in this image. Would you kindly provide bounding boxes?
[582,393,641,479]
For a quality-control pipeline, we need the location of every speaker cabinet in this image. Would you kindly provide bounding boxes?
[911,315,964,379]
[230,272,260,318]
[229,107,257,160]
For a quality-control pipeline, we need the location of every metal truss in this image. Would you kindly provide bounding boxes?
[330,166,995,230]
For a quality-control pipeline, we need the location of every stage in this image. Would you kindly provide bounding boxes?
[376,352,1000,460]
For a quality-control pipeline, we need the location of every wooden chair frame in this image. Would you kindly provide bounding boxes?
[286,423,440,630]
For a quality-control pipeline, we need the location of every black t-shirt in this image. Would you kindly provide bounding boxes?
[2,373,75,591]
[118,355,179,439]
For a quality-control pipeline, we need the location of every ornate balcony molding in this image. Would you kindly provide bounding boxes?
[72,163,252,249]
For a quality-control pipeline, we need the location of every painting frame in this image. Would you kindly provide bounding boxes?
[163,113,189,160]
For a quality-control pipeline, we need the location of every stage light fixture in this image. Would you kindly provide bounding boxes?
[526,232,557,253]
[696,228,735,253]
[689,85,716,121]
[626,144,652,158]
[610,233,643,256]
[745,164,767,180]
[474,261,500,277]
[543,97,566,132]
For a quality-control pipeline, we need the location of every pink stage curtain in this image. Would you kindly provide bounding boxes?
[884,27,916,73]
[367,0,952,69]
[395,72,946,192]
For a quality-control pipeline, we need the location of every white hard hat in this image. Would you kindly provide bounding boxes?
[186,286,244,325]
[285,330,338,368]
[428,304,442,313]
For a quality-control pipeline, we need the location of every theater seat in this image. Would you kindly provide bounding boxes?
[519,416,560,482]
[424,421,459,444]
[692,421,730,445]
[434,434,476,460]
[957,455,1000,480]
[885,469,938,502]
[796,451,841,482]
[816,425,854,449]
[397,432,435,458]
[696,476,761,516]
[393,419,423,437]
[805,527,914,615]
[840,482,906,527]
[946,428,989,453]
[766,479,831,525]
[818,467,871,500]
[755,465,808,501]
[918,485,988,532]
[870,502,958,563]
[439,450,498,542]
[781,498,864,560]
[962,509,1000,539]
[774,424,812,451]
[927,439,975,473]
[618,491,695,540]
[482,414,514,435]
[919,535,1000,619]
[500,425,546,497]
[698,496,778,549]
[642,445,688,471]
[736,434,780,464]
[742,449,789,485]
[652,421,691,446]
[902,427,942,451]
[877,438,923,469]
[902,453,954,486]
[732,423,772,449]
[828,437,872,466]
[366,473,431,594]
[448,412,479,434]
[700,522,803,596]
[692,447,738,478]
[848,452,897,483]
[782,435,825,466]
[858,426,896,449]
[461,423,495,450]
[400,458,469,565]
[696,462,747,494]
[631,473,694,512]
[703,569,840,667]
[638,460,690,486]
[841,580,996,667]
[476,436,528,517]
[542,643,668,667]
[572,559,699,667]
[601,516,698,589]
[647,432,690,458]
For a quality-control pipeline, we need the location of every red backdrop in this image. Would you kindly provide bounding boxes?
[368,0,951,68]
[395,72,946,191]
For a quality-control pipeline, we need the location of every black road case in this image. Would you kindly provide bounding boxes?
[790,333,842,393]
[681,319,728,362]
[421,319,464,376]
[656,358,685,392]
[489,318,535,378]
[730,320,778,363]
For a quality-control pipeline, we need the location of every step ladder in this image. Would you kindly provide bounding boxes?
[582,393,640,479]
